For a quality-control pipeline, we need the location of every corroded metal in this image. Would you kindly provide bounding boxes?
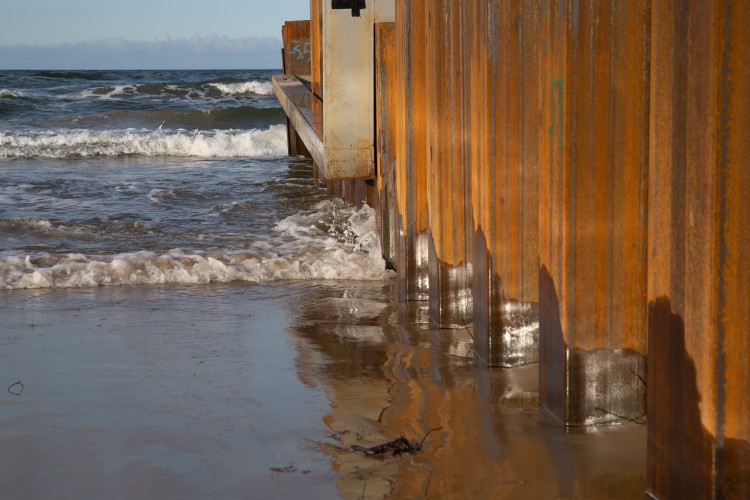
[471,0,540,367]
[281,21,313,158]
[281,20,312,77]
[375,22,398,266]
[424,0,472,328]
[310,0,323,100]
[647,1,750,497]
[538,0,650,426]
[394,0,430,302]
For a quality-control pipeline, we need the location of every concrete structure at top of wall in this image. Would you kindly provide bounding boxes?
[319,0,394,180]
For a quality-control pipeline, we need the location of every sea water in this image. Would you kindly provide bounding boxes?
[0,70,391,290]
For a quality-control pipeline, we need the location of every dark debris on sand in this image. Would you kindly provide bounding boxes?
[350,427,443,458]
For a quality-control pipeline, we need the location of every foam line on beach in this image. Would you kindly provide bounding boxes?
[0,205,394,289]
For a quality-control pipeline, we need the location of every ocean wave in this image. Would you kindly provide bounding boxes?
[0,89,29,99]
[64,80,274,101]
[207,81,273,96]
[34,71,109,81]
[0,205,394,290]
[0,125,287,158]
[68,106,285,130]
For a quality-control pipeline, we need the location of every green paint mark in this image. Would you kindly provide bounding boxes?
[549,78,564,154]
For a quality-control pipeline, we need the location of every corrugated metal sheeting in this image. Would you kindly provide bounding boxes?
[277,0,749,495]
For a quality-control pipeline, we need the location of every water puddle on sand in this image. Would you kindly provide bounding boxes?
[0,281,645,499]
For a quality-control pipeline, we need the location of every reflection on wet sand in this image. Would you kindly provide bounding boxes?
[286,282,646,499]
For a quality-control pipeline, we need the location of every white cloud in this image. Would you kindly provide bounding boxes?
[0,35,283,69]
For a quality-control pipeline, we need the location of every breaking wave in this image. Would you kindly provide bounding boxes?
[0,89,29,100]
[207,81,273,96]
[0,205,394,290]
[0,125,287,158]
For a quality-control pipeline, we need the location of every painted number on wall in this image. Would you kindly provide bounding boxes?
[291,40,311,62]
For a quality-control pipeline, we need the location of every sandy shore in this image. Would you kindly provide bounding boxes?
[1,281,646,499]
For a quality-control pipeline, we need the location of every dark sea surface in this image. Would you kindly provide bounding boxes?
[0,70,389,289]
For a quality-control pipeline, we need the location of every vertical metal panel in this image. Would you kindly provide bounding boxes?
[394,0,430,304]
[425,0,472,328]
[469,1,491,361]
[282,21,312,76]
[376,22,398,266]
[538,0,650,425]
[281,21,313,159]
[473,0,541,367]
[310,0,323,99]
[647,1,750,497]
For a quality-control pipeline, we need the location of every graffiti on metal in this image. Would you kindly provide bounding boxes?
[290,40,311,62]
[550,78,564,154]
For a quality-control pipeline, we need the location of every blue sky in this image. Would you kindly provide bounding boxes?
[0,0,310,69]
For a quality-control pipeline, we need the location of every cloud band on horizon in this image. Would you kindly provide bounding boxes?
[0,35,283,70]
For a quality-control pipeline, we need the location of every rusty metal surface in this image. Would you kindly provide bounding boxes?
[310,0,323,100]
[424,0,472,328]
[538,0,650,426]
[394,0,430,303]
[281,21,313,159]
[647,1,750,497]
[281,21,312,76]
[376,22,398,266]
[470,0,540,367]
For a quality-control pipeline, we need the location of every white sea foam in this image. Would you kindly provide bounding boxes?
[0,204,395,290]
[0,125,287,158]
[0,89,27,99]
[208,81,274,96]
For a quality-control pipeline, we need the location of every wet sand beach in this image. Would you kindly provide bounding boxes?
[1,281,646,499]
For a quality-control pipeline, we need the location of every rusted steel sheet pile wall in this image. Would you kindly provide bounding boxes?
[281,21,311,76]
[472,1,540,368]
[394,0,430,304]
[279,0,750,494]
[310,0,323,100]
[424,0,473,328]
[537,0,650,426]
[375,23,398,266]
[647,1,750,497]
[281,21,312,158]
